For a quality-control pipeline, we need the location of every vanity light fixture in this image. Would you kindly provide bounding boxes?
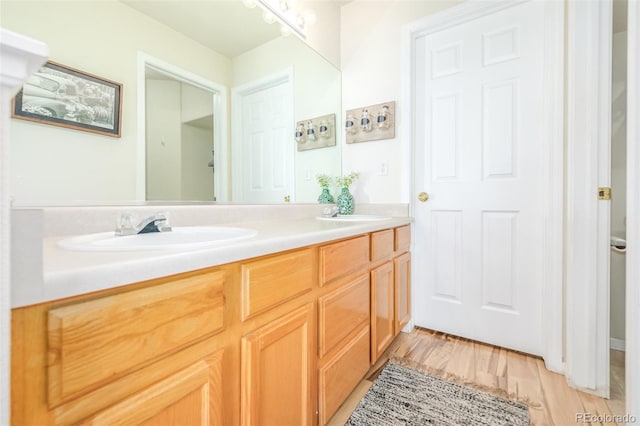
[248,0,311,39]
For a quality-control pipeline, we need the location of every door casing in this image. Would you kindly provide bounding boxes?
[565,0,612,398]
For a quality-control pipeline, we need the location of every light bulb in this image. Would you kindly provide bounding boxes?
[303,10,316,25]
[262,10,276,24]
[295,13,305,30]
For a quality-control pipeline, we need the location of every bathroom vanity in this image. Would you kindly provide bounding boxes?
[10,206,411,425]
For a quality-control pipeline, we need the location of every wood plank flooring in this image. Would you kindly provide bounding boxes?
[328,328,625,426]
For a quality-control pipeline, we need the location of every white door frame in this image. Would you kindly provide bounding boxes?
[231,68,294,202]
[136,52,228,202]
[401,0,564,372]
[565,0,612,397]
[626,0,640,417]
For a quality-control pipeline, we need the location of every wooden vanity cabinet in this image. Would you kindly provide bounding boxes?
[11,225,411,426]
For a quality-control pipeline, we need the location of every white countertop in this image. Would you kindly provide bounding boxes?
[12,213,411,308]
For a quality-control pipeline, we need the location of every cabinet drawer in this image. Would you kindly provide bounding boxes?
[48,270,226,406]
[319,235,369,285]
[371,229,394,262]
[395,225,411,252]
[318,274,369,357]
[240,248,314,321]
[318,325,370,425]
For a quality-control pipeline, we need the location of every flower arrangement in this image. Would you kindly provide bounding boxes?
[316,173,332,189]
[335,172,360,189]
[316,173,335,204]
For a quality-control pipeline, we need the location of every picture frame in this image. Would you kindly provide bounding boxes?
[12,61,122,138]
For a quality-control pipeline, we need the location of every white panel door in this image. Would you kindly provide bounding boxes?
[414,1,546,355]
[239,81,292,203]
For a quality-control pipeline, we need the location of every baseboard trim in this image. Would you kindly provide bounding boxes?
[611,338,626,352]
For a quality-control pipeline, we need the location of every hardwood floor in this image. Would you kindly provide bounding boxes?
[328,328,625,426]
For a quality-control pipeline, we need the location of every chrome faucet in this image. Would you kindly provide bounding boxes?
[321,206,340,218]
[115,212,172,236]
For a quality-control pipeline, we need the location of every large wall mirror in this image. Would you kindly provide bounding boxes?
[2,0,342,205]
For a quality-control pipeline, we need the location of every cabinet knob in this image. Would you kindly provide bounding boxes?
[284,195,291,203]
[417,192,429,202]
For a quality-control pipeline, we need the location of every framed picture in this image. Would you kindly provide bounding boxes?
[12,61,122,138]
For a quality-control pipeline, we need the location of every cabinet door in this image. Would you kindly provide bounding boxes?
[241,303,315,426]
[394,252,411,334]
[79,350,223,426]
[370,261,395,363]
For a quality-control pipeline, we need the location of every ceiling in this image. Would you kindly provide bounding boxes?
[121,0,281,58]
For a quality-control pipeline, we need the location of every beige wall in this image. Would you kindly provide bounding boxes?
[181,124,214,201]
[340,0,462,203]
[2,0,230,204]
[145,80,182,200]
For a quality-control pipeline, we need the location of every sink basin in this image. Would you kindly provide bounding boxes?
[58,226,258,251]
[316,214,392,222]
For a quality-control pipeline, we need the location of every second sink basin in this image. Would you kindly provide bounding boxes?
[58,226,258,251]
[316,214,392,222]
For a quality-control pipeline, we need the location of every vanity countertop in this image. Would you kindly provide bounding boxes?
[12,213,412,308]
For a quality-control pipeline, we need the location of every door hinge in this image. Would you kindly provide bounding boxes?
[597,187,611,200]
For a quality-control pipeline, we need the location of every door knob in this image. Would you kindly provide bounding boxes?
[284,195,291,202]
[418,192,429,202]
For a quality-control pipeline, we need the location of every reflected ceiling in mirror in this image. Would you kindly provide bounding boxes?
[122,0,281,57]
[2,0,342,206]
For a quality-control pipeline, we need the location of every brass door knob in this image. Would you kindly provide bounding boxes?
[418,192,429,202]
[284,195,291,202]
